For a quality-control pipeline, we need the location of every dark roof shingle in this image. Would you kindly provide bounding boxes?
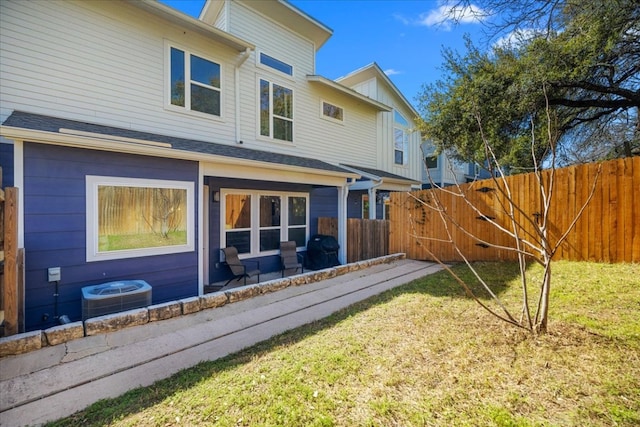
[2,111,350,174]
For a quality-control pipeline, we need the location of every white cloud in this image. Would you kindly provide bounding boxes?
[392,13,410,26]
[493,28,540,49]
[384,68,402,76]
[417,3,487,31]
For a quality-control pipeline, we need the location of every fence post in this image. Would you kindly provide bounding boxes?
[3,187,19,336]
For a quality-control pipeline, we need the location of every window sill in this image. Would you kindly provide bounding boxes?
[164,105,225,123]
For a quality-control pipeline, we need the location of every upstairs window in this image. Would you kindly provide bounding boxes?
[425,155,438,169]
[169,46,221,116]
[260,79,293,142]
[394,110,410,165]
[260,52,293,76]
[321,101,344,123]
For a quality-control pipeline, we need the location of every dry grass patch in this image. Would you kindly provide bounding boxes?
[48,261,640,427]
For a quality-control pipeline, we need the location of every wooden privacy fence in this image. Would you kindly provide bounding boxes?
[389,156,640,263]
[318,217,389,263]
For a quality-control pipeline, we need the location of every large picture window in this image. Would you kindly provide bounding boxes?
[86,176,194,261]
[169,45,221,117]
[222,190,307,256]
[260,79,293,142]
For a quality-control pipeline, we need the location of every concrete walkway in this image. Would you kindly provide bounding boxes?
[0,259,443,426]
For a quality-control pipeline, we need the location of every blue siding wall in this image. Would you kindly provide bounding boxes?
[347,190,364,218]
[347,190,387,219]
[310,187,338,236]
[23,143,199,330]
[0,142,14,187]
[205,177,315,284]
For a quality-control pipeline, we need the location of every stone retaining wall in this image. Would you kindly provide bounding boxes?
[0,254,405,359]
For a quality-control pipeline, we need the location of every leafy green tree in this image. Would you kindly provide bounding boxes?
[418,0,640,170]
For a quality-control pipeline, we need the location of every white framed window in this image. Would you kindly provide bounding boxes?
[383,196,390,220]
[425,155,439,169]
[167,43,222,117]
[259,78,294,142]
[86,176,195,262]
[362,194,370,219]
[221,190,308,257]
[394,110,410,166]
[259,52,293,76]
[321,100,344,123]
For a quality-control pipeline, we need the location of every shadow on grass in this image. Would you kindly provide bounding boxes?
[46,261,526,427]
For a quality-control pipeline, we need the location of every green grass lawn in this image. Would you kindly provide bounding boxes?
[99,230,187,251]
[47,261,640,427]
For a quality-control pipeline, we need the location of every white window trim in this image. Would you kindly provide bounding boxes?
[86,176,195,262]
[361,194,370,219]
[256,50,295,81]
[382,194,390,220]
[220,189,309,257]
[394,126,409,166]
[257,76,295,143]
[164,40,225,121]
[393,109,411,167]
[426,154,439,170]
[320,99,345,124]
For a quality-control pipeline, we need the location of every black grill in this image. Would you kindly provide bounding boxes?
[306,234,340,270]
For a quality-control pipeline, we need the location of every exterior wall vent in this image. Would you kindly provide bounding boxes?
[81,280,152,320]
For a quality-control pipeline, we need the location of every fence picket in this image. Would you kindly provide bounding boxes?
[390,157,639,264]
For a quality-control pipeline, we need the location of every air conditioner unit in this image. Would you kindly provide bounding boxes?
[81,280,152,320]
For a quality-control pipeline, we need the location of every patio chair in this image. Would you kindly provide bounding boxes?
[221,246,260,287]
[280,241,304,277]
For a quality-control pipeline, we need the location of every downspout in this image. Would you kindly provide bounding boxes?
[367,179,383,219]
[235,48,251,144]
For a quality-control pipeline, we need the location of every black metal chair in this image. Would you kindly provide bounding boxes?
[280,241,304,277]
[221,246,260,287]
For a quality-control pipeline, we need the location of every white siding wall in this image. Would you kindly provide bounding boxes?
[344,74,422,183]
[1,0,381,169]
[0,0,241,143]
[350,79,378,100]
[214,3,228,31]
[226,2,378,166]
[374,84,422,183]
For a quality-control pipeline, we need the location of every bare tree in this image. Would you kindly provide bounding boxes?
[413,95,600,333]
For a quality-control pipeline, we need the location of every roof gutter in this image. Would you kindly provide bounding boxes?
[129,0,254,52]
[306,75,392,112]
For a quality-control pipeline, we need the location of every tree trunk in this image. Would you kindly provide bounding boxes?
[537,256,552,333]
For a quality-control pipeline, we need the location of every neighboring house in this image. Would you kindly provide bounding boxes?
[335,63,422,219]
[421,141,492,188]
[0,0,421,331]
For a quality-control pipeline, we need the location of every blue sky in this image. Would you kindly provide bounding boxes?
[159,0,490,108]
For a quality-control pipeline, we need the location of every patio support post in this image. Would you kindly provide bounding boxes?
[337,183,349,264]
[368,187,377,219]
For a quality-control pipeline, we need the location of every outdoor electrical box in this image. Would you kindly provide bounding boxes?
[48,267,61,282]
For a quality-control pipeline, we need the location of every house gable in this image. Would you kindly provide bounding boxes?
[202,0,333,51]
